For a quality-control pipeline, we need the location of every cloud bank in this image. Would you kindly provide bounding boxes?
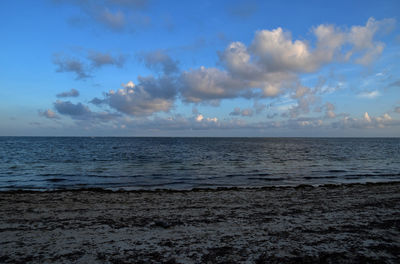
[44,17,400,133]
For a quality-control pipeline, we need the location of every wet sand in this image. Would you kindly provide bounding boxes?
[1,182,400,263]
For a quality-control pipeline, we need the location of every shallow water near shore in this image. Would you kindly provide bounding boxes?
[1,137,399,190]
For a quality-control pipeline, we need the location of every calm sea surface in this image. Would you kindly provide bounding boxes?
[0,137,399,190]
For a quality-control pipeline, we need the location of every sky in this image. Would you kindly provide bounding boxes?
[1,0,400,137]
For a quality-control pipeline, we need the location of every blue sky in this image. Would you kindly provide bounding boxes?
[1,0,400,136]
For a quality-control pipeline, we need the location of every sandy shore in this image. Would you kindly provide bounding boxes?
[1,182,400,263]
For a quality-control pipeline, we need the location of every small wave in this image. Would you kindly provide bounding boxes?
[303,176,338,180]
[128,181,188,188]
[247,177,286,181]
[86,174,144,178]
[88,167,109,173]
[227,172,270,178]
[256,173,271,176]
[46,178,67,182]
[225,174,243,178]
[328,169,347,173]
[344,173,400,178]
[39,173,73,177]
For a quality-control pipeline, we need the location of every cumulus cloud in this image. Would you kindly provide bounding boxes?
[140,50,179,75]
[180,66,246,103]
[56,88,80,98]
[181,17,393,105]
[38,109,59,119]
[348,17,395,65]
[100,77,177,116]
[251,28,316,73]
[53,54,90,80]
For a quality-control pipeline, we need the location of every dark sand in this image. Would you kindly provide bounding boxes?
[1,182,400,263]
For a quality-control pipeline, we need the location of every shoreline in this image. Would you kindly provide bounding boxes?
[1,182,400,263]
[2,180,400,193]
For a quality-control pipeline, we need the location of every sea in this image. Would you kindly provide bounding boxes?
[0,137,399,191]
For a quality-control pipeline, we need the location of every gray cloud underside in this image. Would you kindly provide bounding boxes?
[139,50,179,75]
[54,100,120,122]
[230,107,253,117]
[53,54,90,80]
[53,51,127,79]
[88,51,127,68]
[54,0,150,31]
[91,74,178,116]
[56,88,80,98]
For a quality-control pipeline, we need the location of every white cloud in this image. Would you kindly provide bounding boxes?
[194,114,218,123]
[195,114,204,122]
[122,80,135,88]
[251,27,315,72]
[206,117,218,123]
[334,112,397,129]
[358,90,381,99]
[364,112,372,123]
[347,17,395,65]
[38,109,59,119]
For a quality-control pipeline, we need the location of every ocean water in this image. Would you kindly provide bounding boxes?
[0,137,399,190]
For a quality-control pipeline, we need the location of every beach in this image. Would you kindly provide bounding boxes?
[1,182,400,263]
